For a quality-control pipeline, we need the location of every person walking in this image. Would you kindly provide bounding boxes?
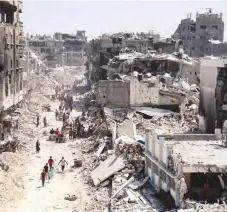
[36,115,40,127]
[44,163,49,180]
[36,140,40,153]
[43,116,47,128]
[40,168,46,187]
[48,156,54,169]
[58,157,68,172]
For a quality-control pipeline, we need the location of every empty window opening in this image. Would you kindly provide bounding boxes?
[200,25,207,30]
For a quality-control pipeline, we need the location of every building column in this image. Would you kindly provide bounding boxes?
[145,129,151,175]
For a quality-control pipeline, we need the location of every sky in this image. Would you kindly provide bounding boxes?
[21,1,227,40]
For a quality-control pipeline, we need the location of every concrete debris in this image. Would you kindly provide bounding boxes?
[111,176,134,199]
[129,176,149,190]
[90,154,125,186]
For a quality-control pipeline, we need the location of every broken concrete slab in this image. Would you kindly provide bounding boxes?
[111,177,134,199]
[91,154,125,186]
[95,142,106,157]
[129,176,149,190]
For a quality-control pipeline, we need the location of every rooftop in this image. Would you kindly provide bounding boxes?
[165,139,227,170]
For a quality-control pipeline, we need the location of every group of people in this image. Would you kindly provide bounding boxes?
[40,156,68,187]
[36,115,47,128]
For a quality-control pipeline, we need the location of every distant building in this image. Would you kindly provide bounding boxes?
[53,31,87,66]
[28,34,64,68]
[173,9,227,57]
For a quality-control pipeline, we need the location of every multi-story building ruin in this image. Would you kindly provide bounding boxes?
[0,0,25,111]
[54,30,86,66]
[173,8,227,57]
[28,34,64,68]
[86,31,161,84]
[28,30,86,68]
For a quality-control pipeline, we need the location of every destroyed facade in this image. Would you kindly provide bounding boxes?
[28,30,87,68]
[0,0,25,111]
[145,130,226,209]
[173,9,227,57]
[28,34,64,68]
[54,31,86,66]
[199,56,227,133]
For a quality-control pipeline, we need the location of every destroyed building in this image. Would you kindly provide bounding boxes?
[199,56,227,133]
[145,129,227,210]
[54,30,86,66]
[86,31,165,84]
[97,51,199,109]
[173,8,227,57]
[0,0,25,111]
[28,34,64,68]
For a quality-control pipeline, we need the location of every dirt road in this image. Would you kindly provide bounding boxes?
[4,98,90,212]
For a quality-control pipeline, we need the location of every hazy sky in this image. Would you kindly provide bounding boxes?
[21,1,227,40]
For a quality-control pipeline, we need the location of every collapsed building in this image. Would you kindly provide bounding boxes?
[96,50,199,110]
[83,26,227,211]
[85,31,174,85]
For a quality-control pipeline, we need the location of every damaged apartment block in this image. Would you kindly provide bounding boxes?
[28,30,87,68]
[145,129,227,209]
[0,0,24,110]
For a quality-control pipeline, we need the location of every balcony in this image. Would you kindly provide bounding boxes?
[0,1,17,11]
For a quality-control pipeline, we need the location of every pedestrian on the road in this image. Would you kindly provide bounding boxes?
[55,109,59,120]
[55,128,60,142]
[50,166,55,179]
[44,163,49,179]
[58,157,68,172]
[48,156,54,169]
[43,116,47,128]
[69,128,73,140]
[36,140,40,153]
[40,169,46,187]
[73,130,77,141]
[36,115,40,127]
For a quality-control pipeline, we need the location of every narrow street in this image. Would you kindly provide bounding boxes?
[4,89,91,212]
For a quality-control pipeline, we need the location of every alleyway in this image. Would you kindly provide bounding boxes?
[3,85,91,212]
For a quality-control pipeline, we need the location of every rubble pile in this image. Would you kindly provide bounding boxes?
[47,66,86,86]
[135,105,198,135]
[0,140,20,154]
[101,49,197,81]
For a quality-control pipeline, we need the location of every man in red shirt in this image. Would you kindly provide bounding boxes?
[48,156,54,169]
[55,128,60,136]
[55,128,60,142]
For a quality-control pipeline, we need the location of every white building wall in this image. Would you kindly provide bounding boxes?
[130,77,160,106]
